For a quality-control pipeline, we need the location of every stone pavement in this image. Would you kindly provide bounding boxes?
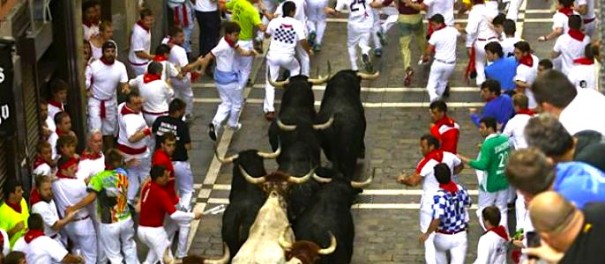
[176,0,562,262]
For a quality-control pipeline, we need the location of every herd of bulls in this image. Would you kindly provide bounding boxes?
[191,67,381,264]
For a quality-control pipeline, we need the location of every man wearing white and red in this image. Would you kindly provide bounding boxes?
[76,131,105,182]
[168,0,196,54]
[51,156,98,264]
[552,15,591,75]
[30,175,76,246]
[138,165,202,264]
[86,41,129,147]
[429,100,460,154]
[82,0,100,41]
[575,0,596,37]
[33,141,54,177]
[423,14,459,102]
[47,79,68,121]
[150,44,180,82]
[473,206,508,264]
[538,0,577,42]
[513,41,539,110]
[568,43,598,90]
[463,0,499,86]
[129,62,174,127]
[117,90,152,206]
[421,163,471,264]
[128,8,155,76]
[503,93,534,150]
[398,134,464,264]
[12,214,83,264]
[273,0,311,77]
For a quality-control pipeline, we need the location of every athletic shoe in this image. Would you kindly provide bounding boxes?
[377,31,387,46]
[228,123,242,131]
[208,123,217,141]
[313,44,321,52]
[362,54,373,72]
[308,31,317,47]
[374,48,383,57]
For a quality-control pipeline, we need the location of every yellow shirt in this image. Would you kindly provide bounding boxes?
[0,198,29,248]
[226,0,262,40]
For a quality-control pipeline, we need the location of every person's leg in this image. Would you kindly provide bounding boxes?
[99,222,122,264]
[195,10,205,56]
[347,25,361,71]
[426,62,441,102]
[227,82,244,128]
[449,232,468,264]
[264,55,281,113]
[496,189,510,231]
[237,40,255,90]
[433,233,450,264]
[437,63,456,97]
[77,219,98,264]
[174,161,194,210]
[212,82,233,127]
[120,218,139,264]
[296,45,310,76]
[474,41,487,86]
[420,208,437,264]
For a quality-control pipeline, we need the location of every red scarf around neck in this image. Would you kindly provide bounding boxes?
[486,225,509,240]
[137,20,150,33]
[416,149,444,174]
[574,57,594,65]
[56,128,70,137]
[33,155,51,170]
[439,181,459,193]
[121,104,137,115]
[24,229,45,244]
[48,100,64,110]
[100,57,115,66]
[558,7,574,16]
[81,150,102,161]
[143,73,162,84]
[568,29,586,42]
[519,54,533,67]
[83,18,100,28]
[5,199,22,213]
[153,55,168,62]
[29,189,43,206]
[516,109,535,116]
[224,36,237,48]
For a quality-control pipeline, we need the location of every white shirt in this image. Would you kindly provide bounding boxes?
[575,0,595,19]
[428,26,459,63]
[31,200,61,238]
[559,89,605,135]
[275,0,307,23]
[424,0,454,26]
[128,23,151,65]
[193,0,217,11]
[129,76,174,114]
[500,36,522,58]
[85,60,128,100]
[502,113,532,150]
[148,60,180,81]
[1,229,8,256]
[211,38,238,72]
[13,236,68,264]
[552,11,578,33]
[117,103,150,159]
[335,0,374,30]
[45,116,58,160]
[76,154,105,181]
[553,33,591,75]
[33,163,53,177]
[465,4,499,47]
[83,24,99,41]
[267,16,306,56]
[48,104,63,121]
[169,43,191,88]
[52,177,90,220]
[514,54,539,109]
[568,62,597,90]
[473,231,508,264]
[417,151,461,209]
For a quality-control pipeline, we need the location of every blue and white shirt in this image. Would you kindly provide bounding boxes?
[432,185,472,233]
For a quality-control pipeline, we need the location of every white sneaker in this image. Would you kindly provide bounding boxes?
[228,123,242,131]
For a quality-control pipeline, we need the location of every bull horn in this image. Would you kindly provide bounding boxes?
[278,226,293,250]
[287,167,314,184]
[357,71,380,80]
[214,147,239,164]
[239,165,266,184]
[257,143,281,159]
[203,243,230,264]
[317,232,337,255]
[277,119,297,131]
[313,116,334,130]
[308,61,332,85]
[350,174,373,189]
[312,173,332,183]
[268,76,290,88]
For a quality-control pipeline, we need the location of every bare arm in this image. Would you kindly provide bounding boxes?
[135,51,154,60]
[128,128,151,143]
[398,172,422,187]
[453,163,464,175]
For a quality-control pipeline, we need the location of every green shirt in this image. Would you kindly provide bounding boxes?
[226,0,262,40]
[469,133,510,192]
[88,168,131,223]
[0,198,29,248]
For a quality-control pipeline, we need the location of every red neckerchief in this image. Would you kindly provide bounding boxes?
[516,109,535,116]
[33,155,51,170]
[24,229,45,244]
[143,73,162,84]
[137,20,150,33]
[415,149,444,174]
[83,18,100,28]
[100,57,115,66]
[519,54,533,67]
[29,189,43,206]
[485,225,509,240]
[56,128,70,137]
[5,199,22,214]
[153,55,168,62]
[439,181,459,193]
[48,100,64,111]
[568,29,586,42]
[558,7,574,17]
[433,24,446,31]
[56,158,78,179]
[121,104,137,115]
[574,57,594,65]
[224,36,237,48]
[81,150,102,160]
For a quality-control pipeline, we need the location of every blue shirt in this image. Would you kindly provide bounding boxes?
[554,162,605,209]
[485,57,518,91]
[432,186,471,233]
[470,95,515,128]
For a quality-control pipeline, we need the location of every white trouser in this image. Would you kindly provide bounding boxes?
[505,0,524,21]
[65,217,97,264]
[125,153,151,205]
[583,19,597,37]
[265,52,301,112]
[420,206,437,264]
[99,218,138,264]
[381,7,399,33]
[173,78,194,116]
[434,232,468,264]
[236,40,254,90]
[296,45,310,76]
[213,81,243,128]
[130,63,147,77]
[473,39,492,86]
[306,0,328,44]
[553,56,562,72]
[88,97,118,136]
[515,192,527,231]
[371,9,382,49]
[173,161,194,210]
[347,25,372,71]
[139,226,172,264]
[164,215,191,258]
[90,210,107,264]
[477,189,509,231]
[426,60,456,102]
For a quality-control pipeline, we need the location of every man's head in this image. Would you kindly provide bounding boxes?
[55,111,72,133]
[35,175,54,202]
[169,98,187,118]
[224,22,241,43]
[529,191,582,252]
[36,141,53,164]
[524,113,574,160]
[513,41,531,62]
[480,79,501,101]
[139,8,154,28]
[583,43,599,62]
[505,148,555,200]
[160,132,177,157]
[105,149,124,170]
[57,156,79,178]
[99,21,114,40]
[4,251,26,264]
[479,117,497,137]
[39,100,49,120]
[433,163,452,184]
[484,41,504,62]
[557,0,574,8]
[538,59,553,75]
[482,206,501,229]
[420,134,440,156]
[491,13,506,35]
[429,14,445,29]
[102,41,117,63]
[28,213,44,231]
[568,15,582,30]
[531,70,577,116]
[126,89,143,113]
[282,1,296,17]
[170,26,185,45]
[503,19,516,37]
[87,130,103,154]
[429,100,447,122]
[512,93,529,112]
[155,44,171,57]
[3,178,23,203]
[56,135,78,158]
[50,79,68,103]
[147,61,163,75]
[150,165,170,185]
[82,0,97,21]
[83,39,92,60]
